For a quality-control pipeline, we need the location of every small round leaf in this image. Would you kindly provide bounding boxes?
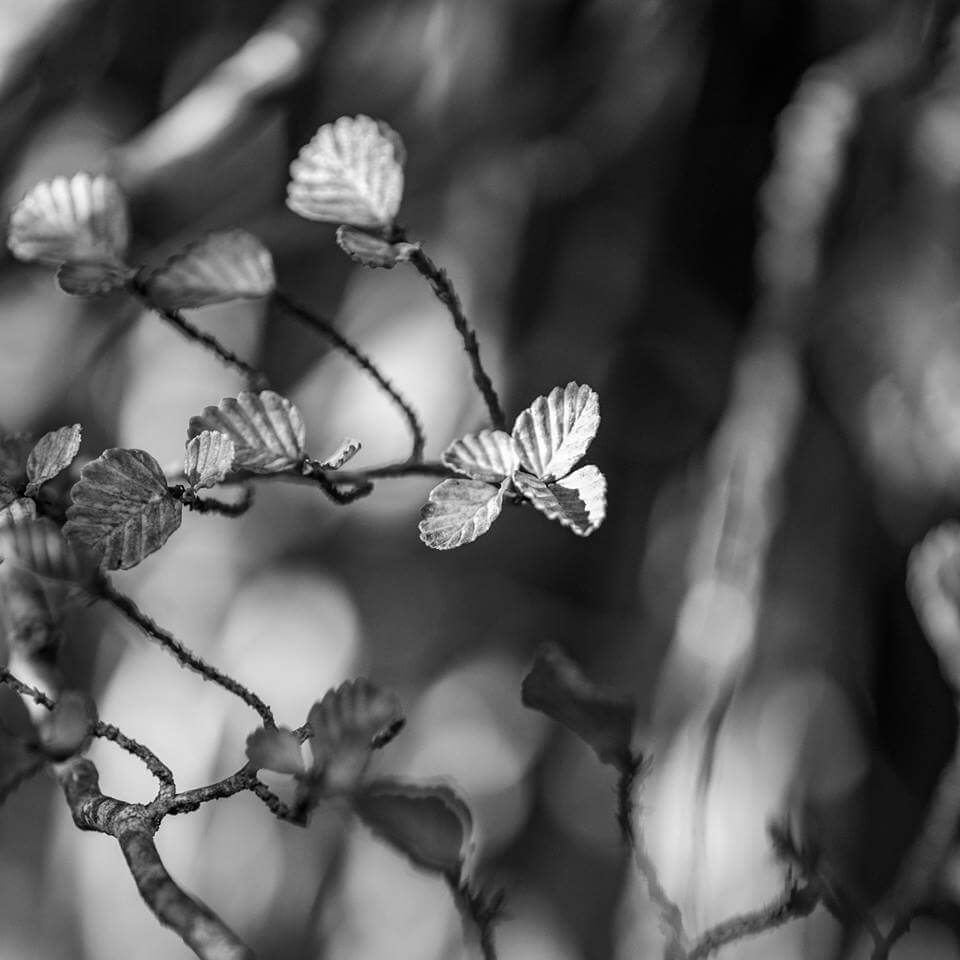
[511,382,600,480]
[442,430,518,483]
[287,115,405,228]
[188,391,306,474]
[245,726,304,775]
[8,173,129,265]
[335,226,417,268]
[57,259,133,296]
[63,449,182,570]
[184,431,235,491]
[316,438,361,471]
[353,779,474,878]
[25,424,82,497]
[142,230,275,310]
[513,465,606,536]
[418,478,508,551]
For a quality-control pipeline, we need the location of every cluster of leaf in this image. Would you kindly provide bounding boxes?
[421,382,606,549]
[246,678,481,901]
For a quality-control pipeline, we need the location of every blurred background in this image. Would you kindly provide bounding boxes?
[3,0,960,957]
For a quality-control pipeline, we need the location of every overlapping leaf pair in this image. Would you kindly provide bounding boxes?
[7,172,274,309]
[420,382,607,549]
[0,424,81,525]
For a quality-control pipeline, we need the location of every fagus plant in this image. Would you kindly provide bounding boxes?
[0,115,607,960]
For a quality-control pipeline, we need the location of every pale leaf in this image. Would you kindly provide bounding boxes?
[442,430,517,483]
[142,230,275,310]
[317,438,361,470]
[353,778,473,877]
[63,448,182,570]
[245,726,304,775]
[25,424,82,497]
[57,259,133,296]
[8,173,129,264]
[521,643,635,769]
[335,226,417,268]
[0,517,91,588]
[512,382,600,480]
[513,465,606,536]
[287,115,405,228]
[184,431,235,491]
[418,478,508,550]
[188,391,306,475]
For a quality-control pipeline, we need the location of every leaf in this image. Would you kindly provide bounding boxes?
[188,391,306,475]
[245,726,305,775]
[418,478,508,550]
[142,230,276,310]
[0,434,34,487]
[511,382,600,480]
[184,431,235,491]
[38,691,97,761]
[57,259,133,296]
[317,438,361,470]
[442,430,518,483]
[521,642,635,769]
[8,172,129,265]
[0,481,15,510]
[308,678,404,791]
[0,517,91,588]
[353,779,473,878]
[335,226,417,268]
[25,424,82,497]
[63,449,182,571]
[0,498,36,526]
[513,465,606,536]
[287,115,405,228]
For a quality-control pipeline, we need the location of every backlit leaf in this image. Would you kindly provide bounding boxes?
[39,691,97,761]
[184,431,235,491]
[335,226,417,268]
[245,726,305,775]
[25,424,82,497]
[287,115,405,228]
[317,438,361,470]
[511,382,600,480]
[521,642,635,769]
[442,430,517,483]
[308,678,403,791]
[418,478,508,550]
[909,524,960,687]
[513,465,606,536]
[8,173,129,265]
[188,391,306,475]
[142,230,275,310]
[63,449,182,570]
[57,259,133,296]
[353,779,473,877]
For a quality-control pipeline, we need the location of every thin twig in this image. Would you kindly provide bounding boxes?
[273,290,426,461]
[93,721,176,796]
[404,244,506,431]
[158,765,257,817]
[185,485,256,517]
[97,581,275,728]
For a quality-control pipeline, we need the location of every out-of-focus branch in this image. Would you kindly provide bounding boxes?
[113,1,327,192]
[58,757,254,960]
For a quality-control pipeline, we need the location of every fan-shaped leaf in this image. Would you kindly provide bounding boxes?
[38,691,97,762]
[184,431,235,491]
[0,498,36,526]
[57,259,133,296]
[63,449,182,570]
[25,424,82,497]
[308,678,403,791]
[513,465,606,536]
[522,643,635,769]
[908,524,960,687]
[419,478,508,550]
[512,382,600,480]
[246,726,305,775]
[142,230,275,310]
[335,226,417,268]
[287,115,405,228]
[0,517,91,588]
[8,173,129,265]
[188,391,306,474]
[442,430,517,483]
[353,779,473,877]
[317,438,361,471]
